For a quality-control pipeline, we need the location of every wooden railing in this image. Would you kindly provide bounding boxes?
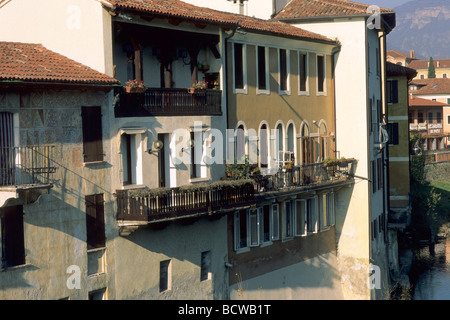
[115,88,222,117]
[116,180,255,222]
[0,145,56,187]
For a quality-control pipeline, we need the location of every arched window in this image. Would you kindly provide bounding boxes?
[275,122,284,165]
[319,121,329,162]
[259,123,269,168]
[301,122,310,164]
[286,121,296,165]
[235,124,247,163]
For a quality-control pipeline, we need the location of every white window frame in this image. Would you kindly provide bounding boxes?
[256,46,270,95]
[234,210,250,252]
[316,54,327,96]
[295,199,307,236]
[271,203,280,241]
[258,206,272,245]
[298,51,310,96]
[320,192,335,230]
[282,200,294,240]
[232,42,248,94]
[278,48,291,95]
[249,209,260,247]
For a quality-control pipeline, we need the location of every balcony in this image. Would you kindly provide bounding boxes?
[410,122,443,135]
[116,180,255,233]
[254,160,356,194]
[0,146,56,206]
[115,160,356,232]
[114,88,222,118]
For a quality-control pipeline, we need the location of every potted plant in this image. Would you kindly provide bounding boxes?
[189,81,207,93]
[125,79,146,93]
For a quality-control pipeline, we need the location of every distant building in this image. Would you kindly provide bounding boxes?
[408,59,450,80]
[387,50,418,67]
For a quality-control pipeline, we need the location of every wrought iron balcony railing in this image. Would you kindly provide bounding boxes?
[0,146,56,187]
[115,88,222,117]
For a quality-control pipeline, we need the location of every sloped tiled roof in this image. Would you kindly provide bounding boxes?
[0,42,119,86]
[275,0,394,19]
[408,59,450,70]
[387,50,410,59]
[107,0,336,43]
[410,78,450,95]
[409,96,448,107]
[386,62,417,79]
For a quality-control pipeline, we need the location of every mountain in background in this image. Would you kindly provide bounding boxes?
[387,0,450,60]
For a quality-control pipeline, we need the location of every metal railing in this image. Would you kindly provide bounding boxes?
[115,88,222,117]
[116,181,255,222]
[0,145,56,187]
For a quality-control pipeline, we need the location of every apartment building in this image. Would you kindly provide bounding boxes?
[0,0,404,300]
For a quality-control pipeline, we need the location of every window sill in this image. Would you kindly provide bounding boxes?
[316,91,327,97]
[299,91,310,96]
[235,247,251,254]
[0,263,32,273]
[256,89,270,95]
[278,90,291,96]
[83,160,107,167]
[189,177,210,184]
[121,184,146,190]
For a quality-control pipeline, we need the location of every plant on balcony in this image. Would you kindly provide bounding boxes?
[189,81,207,93]
[323,157,356,166]
[225,155,252,180]
[125,79,146,93]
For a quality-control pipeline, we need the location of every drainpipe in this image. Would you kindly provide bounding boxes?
[223,25,238,133]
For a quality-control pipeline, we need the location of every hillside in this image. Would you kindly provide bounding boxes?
[388,0,450,59]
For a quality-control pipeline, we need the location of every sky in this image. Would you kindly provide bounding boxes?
[356,0,412,9]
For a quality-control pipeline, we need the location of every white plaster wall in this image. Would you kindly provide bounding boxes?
[0,0,110,75]
[229,252,344,300]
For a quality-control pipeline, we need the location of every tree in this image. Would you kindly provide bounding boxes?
[428,57,436,78]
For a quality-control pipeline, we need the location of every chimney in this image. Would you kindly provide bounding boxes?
[437,61,440,68]
[410,50,415,59]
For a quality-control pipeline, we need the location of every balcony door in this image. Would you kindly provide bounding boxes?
[158,133,176,188]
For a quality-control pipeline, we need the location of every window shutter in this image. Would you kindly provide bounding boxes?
[85,194,105,250]
[392,80,398,104]
[81,107,103,163]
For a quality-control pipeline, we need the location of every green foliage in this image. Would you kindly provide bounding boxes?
[410,154,425,184]
[427,57,436,79]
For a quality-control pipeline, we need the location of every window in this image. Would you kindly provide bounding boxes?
[190,130,207,179]
[259,124,269,169]
[447,115,450,125]
[1,205,25,268]
[258,206,270,244]
[81,106,103,163]
[279,49,290,93]
[233,43,246,93]
[428,112,433,123]
[387,123,399,145]
[320,193,335,229]
[200,251,211,282]
[371,160,377,194]
[257,46,269,93]
[89,288,106,300]
[121,131,144,185]
[235,125,246,163]
[299,52,309,94]
[294,198,318,235]
[316,54,325,94]
[271,204,280,241]
[443,74,447,78]
[275,123,284,164]
[418,112,424,123]
[85,194,105,250]
[249,209,259,247]
[0,112,15,186]
[387,80,398,104]
[377,158,383,190]
[420,74,425,79]
[160,260,172,292]
[295,200,306,236]
[234,209,248,251]
[306,198,318,234]
[436,112,442,124]
[283,201,294,239]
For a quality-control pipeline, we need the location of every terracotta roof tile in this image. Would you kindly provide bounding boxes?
[387,50,410,59]
[107,0,336,43]
[408,59,450,70]
[0,42,119,85]
[274,0,394,19]
[409,96,449,107]
[386,61,417,79]
[410,78,450,95]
